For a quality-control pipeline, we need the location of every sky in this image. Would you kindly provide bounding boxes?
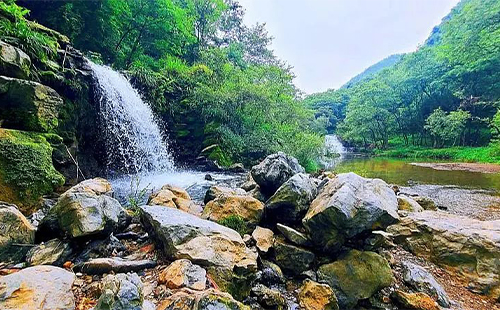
[238,0,460,94]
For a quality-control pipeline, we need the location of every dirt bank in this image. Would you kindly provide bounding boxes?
[410,162,500,174]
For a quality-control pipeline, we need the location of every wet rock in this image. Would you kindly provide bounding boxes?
[252,226,274,253]
[266,173,317,224]
[273,239,315,275]
[159,259,206,290]
[203,194,264,225]
[298,279,339,310]
[260,260,285,286]
[140,205,257,290]
[162,184,191,200]
[317,249,393,309]
[398,195,424,212]
[391,290,439,310]
[0,202,35,263]
[204,186,247,204]
[157,288,250,310]
[388,210,500,298]
[76,257,156,275]
[0,265,75,310]
[95,273,144,310]
[303,173,399,252]
[26,238,71,266]
[276,223,311,247]
[251,152,305,195]
[0,41,30,79]
[0,76,63,132]
[39,178,130,239]
[251,284,287,309]
[402,262,450,307]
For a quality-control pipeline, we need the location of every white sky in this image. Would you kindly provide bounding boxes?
[238,0,460,94]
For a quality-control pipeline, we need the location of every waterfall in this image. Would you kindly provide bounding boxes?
[89,61,175,174]
[319,134,347,169]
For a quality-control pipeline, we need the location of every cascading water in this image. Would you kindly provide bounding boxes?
[319,134,347,169]
[90,62,174,174]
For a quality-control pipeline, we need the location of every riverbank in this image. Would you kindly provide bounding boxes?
[410,162,500,174]
[375,144,500,164]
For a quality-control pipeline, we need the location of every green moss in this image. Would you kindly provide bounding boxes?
[217,215,251,236]
[0,128,65,212]
[207,145,233,167]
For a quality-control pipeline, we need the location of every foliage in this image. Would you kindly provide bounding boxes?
[309,0,500,152]
[217,215,250,236]
[126,176,151,214]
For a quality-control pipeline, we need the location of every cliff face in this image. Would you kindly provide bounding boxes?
[0,7,104,212]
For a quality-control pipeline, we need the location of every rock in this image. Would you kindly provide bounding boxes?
[413,196,437,211]
[148,186,201,215]
[241,174,258,191]
[204,186,247,204]
[0,202,35,262]
[161,184,191,200]
[0,76,63,132]
[202,194,264,225]
[68,178,112,195]
[252,226,274,253]
[388,211,500,298]
[157,288,250,310]
[76,257,157,275]
[0,129,65,211]
[251,152,305,195]
[0,265,75,310]
[148,188,177,208]
[229,163,246,173]
[364,230,395,250]
[140,205,257,291]
[251,284,287,309]
[38,178,130,239]
[391,290,440,310]
[0,41,30,79]
[276,223,311,247]
[266,173,317,223]
[402,262,450,308]
[273,239,315,275]
[26,238,71,266]
[298,279,339,310]
[397,195,424,212]
[95,273,144,310]
[317,250,393,309]
[303,173,399,252]
[159,259,206,290]
[248,185,267,202]
[260,260,285,286]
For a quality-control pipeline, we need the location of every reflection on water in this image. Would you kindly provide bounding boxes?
[333,156,500,191]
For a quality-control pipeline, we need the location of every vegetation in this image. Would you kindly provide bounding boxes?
[17,0,322,167]
[217,215,250,236]
[306,0,500,159]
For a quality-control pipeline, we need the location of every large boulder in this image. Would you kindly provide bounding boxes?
[95,273,145,310]
[204,186,247,204]
[266,173,317,224]
[0,129,65,212]
[273,239,315,275]
[0,41,30,79]
[0,265,75,310]
[251,152,305,195]
[0,76,63,132]
[140,205,257,296]
[303,173,399,252]
[157,288,250,310]
[388,210,500,298]
[298,279,339,310]
[38,178,130,239]
[202,194,264,225]
[0,201,36,262]
[402,262,450,308]
[317,250,393,309]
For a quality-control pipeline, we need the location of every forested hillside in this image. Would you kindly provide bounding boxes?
[307,0,500,159]
[16,0,322,169]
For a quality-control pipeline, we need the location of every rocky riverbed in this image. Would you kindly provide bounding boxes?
[2,152,500,310]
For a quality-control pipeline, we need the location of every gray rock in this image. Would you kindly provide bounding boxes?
[260,260,285,286]
[0,202,35,263]
[76,257,157,275]
[26,238,72,266]
[397,195,424,212]
[95,273,144,310]
[0,265,75,310]
[276,223,311,246]
[273,239,315,275]
[0,76,63,132]
[251,152,305,195]
[303,173,399,252]
[203,186,247,204]
[266,173,317,223]
[251,284,287,309]
[0,40,30,79]
[402,262,451,307]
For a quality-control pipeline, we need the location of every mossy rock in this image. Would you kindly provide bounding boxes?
[0,128,65,213]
